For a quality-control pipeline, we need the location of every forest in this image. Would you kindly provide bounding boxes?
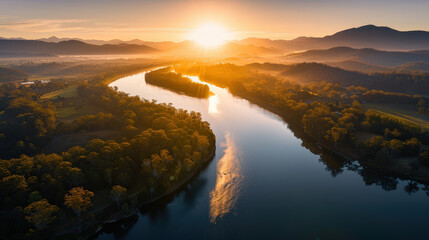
[145,67,212,98]
[1,60,429,239]
[175,63,429,176]
[247,62,429,94]
[0,76,215,238]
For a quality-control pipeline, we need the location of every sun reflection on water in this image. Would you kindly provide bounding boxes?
[184,74,219,115]
[209,133,243,223]
[208,94,219,114]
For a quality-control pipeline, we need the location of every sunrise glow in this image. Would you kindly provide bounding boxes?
[191,23,232,48]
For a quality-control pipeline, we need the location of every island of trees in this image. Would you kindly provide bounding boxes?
[145,67,212,98]
[0,69,215,238]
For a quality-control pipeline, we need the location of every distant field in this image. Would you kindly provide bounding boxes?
[42,85,78,99]
[42,86,103,123]
[355,131,380,142]
[41,84,109,153]
[56,104,103,122]
[363,103,429,130]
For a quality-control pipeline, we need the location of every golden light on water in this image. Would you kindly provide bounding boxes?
[191,22,232,48]
[209,133,243,223]
[185,74,219,114]
[208,94,219,114]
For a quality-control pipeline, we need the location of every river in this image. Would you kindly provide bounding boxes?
[97,70,429,239]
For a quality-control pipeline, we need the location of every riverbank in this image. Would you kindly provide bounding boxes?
[55,144,216,239]
[101,65,165,85]
[226,88,429,185]
[30,67,217,239]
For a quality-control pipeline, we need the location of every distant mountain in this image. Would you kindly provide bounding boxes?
[325,60,390,73]
[239,25,429,52]
[0,37,26,41]
[395,61,429,72]
[0,39,157,56]
[35,36,180,49]
[279,62,366,85]
[5,24,429,57]
[283,47,429,66]
[278,62,429,94]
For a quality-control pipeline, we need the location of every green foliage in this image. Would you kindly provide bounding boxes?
[24,199,59,230]
[0,67,29,82]
[365,110,423,139]
[0,82,215,237]
[177,63,424,160]
[145,68,211,98]
[419,147,429,166]
[110,185,127,208]
[64,187,94,217]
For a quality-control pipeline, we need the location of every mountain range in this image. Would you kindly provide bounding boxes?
[3,25,429,57]
[0,39,159,57]
[238,25,429,52]
[283,47,429,66]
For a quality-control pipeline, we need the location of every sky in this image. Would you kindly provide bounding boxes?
[1,0,429,41]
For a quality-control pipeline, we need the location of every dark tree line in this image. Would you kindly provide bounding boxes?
[176,63,428,164]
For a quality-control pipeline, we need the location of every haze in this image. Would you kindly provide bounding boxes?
[2,1,429,239]
[1,0,429,41]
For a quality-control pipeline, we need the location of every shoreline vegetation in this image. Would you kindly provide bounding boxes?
[1,62,428,239]
[145,67,213,98]
[59,145,216,239]
[240,93,429,184]
[0,65,216,239]
[174,63,429,185]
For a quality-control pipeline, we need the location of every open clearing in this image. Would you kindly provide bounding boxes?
[42,85,78,99]
[364,103,429,130]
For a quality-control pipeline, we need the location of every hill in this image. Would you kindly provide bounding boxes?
[0,39,157,56]
[325,60,390,73]
[276,62,429,94]
[0,67,29,82]
[239,25,429,52]
[283,47,429,66]
[279,62,367,85]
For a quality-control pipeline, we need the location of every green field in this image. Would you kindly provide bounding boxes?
[41,85,78,99]
[42,86,103,122]
[364,103,429,130]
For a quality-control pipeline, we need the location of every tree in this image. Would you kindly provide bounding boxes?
[420,147,429,166]
[0,174,28,206]
[417,99,426,114]
[24,199,59,230]
[64,187,94,217]
[110,185,127,208]
[388,139,404,157]
[28,191,43,203]
[326,126,348,150]
[384,128,391,138]
[1,174,28,192]
[391,129,401,138]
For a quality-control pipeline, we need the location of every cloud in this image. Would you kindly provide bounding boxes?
[0,18,191,35]
[0,18,245,41]
[0,19,87,33]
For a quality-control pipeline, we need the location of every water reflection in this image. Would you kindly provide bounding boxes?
[185,74,220,115]
[209,133,243,223]
[101,69,429,240]
[208,94,219,114]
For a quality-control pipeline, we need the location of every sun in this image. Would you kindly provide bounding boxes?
[191,23,232,48]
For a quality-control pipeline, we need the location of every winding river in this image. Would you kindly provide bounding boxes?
[97,70,429,239]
